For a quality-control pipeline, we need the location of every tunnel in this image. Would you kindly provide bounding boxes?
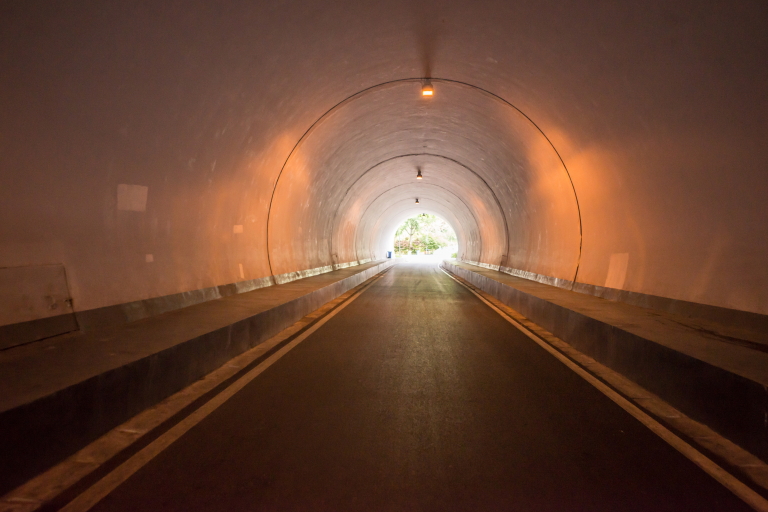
[1,1,768,510]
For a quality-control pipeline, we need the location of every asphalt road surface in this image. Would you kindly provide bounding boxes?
[87,263,752,511]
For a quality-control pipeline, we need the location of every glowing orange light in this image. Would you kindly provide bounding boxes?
[422,80,433,97]
[416,169,423,180]
[415,198,420,204]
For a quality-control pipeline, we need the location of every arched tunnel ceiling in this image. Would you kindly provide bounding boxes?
[1,1,767,315]
[269,81,577,278]
[333,153,507,265]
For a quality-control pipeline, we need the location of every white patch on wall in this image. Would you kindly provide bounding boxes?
[238,263,245,280]
[605,253,629,290]
[117,184,148,212]
[145,254,154,263]
[233,225,243,234]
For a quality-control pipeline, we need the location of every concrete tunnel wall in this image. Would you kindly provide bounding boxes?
[1,0,767,332]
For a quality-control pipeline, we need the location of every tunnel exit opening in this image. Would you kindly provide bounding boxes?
[393,213,457,260]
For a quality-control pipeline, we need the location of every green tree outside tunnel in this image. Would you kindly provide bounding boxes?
[394,214,456,255]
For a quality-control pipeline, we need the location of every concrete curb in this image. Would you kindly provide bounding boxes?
[0,260,394,495]
[441,260,768,463]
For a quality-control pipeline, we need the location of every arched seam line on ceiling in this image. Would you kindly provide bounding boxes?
[265,77,582,285]
[328,152,509,266]
[358,183,481,262]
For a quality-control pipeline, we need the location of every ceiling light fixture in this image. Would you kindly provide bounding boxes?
[415,198,420,204]
[416,169,423,180]
[421,80,433,97]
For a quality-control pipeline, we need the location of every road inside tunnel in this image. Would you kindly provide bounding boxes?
[68,262,751,511]
[1,3,767,511]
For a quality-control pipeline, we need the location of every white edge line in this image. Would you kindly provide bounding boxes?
[59,271,384,512]
[440,265,768,512]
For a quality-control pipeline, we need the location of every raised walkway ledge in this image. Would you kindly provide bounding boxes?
[0,259,394,495]
[441,259,768,464]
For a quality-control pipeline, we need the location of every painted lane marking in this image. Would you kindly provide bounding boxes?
[56,271,383,512]
[0,268,390,512]
[439,266,768,512]
[442,266,768,490]
[1,314,317,512]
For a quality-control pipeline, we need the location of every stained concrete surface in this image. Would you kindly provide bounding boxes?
[0,261,392,413]
[0,260,392,496]
[87,263,751,511]
[2,2,768,322]
[443,261,768,385]
[443,259,768,463]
